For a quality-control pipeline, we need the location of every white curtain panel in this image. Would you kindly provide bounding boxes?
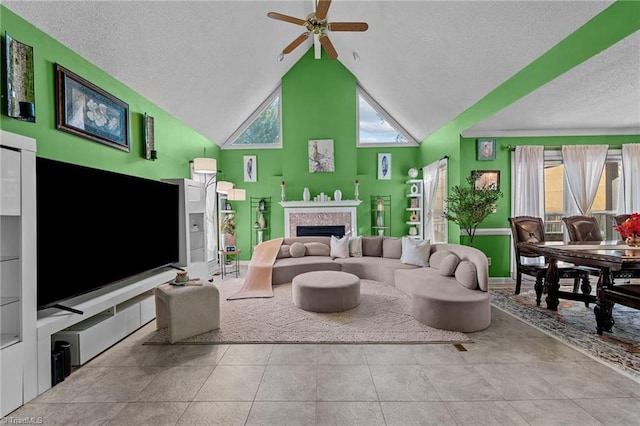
[513,146,545,218]
[422,160,440,242]
[561,144,608,215]
[190,169,218,266]
[617,143,640,213]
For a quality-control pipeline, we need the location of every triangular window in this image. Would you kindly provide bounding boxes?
[357,85,417,146]
[225,87,281,148]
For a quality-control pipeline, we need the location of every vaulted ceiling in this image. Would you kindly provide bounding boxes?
[5,1,639,146]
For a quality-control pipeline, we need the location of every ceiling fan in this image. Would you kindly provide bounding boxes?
[268,0,368,60]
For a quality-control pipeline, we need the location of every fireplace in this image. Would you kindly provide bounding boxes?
[297,225,346,238]
[281,201,360,238]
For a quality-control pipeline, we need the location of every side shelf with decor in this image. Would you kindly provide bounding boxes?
[406,179,423,239]
[251,197,271,255]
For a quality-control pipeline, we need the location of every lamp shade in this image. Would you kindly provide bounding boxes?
[216,181,234,194]
[227,188,246,201]
[192,157,217,174]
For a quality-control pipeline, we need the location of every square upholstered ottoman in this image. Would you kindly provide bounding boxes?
[155,280,220,343]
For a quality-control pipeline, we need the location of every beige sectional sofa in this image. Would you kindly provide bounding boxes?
[272,236,491,332]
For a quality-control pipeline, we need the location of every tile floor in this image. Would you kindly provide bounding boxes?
[6,282,640,425]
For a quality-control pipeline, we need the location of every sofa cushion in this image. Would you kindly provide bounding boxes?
[383,237,402,259]
[349,236,363,257]
[336,257,418,286]
[438,254,460,276]
[428,250,454,269]
[455,261,478,289]
[330,235,350,258]
[305,242,330,256]
[272,256,342,285]
[362,236,383,257]
[277,244,291,259]
[290,242,306,258]
[400,237,431,267]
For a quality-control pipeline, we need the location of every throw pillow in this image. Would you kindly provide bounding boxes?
[349,236,363,257]
[438,254,461,276]
[455,260,478,289]
[400,237,431,267]
[382,237,402,259]
[304,242,330,256]
[330,235,350,258]
[362,236,383,257]
[276,244,291,259]
[290,242,306,258]
[428,250,454,269]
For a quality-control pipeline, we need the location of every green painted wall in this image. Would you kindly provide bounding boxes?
[221,49,422,259]
[0,6,219,180]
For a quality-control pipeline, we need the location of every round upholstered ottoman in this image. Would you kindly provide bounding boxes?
[411,284,491,333]
[292,271,361,313]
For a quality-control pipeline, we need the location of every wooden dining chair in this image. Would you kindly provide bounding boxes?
[562,215,603,242]
[614,214,631,226]
[508,216,591,305]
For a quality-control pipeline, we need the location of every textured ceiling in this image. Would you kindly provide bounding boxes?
[5,0,636,147]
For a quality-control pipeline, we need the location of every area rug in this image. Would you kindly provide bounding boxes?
[491,286,640,381]
[145,278,471,345]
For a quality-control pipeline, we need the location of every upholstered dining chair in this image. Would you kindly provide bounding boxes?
[562,215,603,242]
[614,214,631,227]
[508,216,591,305]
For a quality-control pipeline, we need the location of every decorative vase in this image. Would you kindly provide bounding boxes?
[410,183,419,194]
[376,212,384,228]
[257,229,264,244]
[334,189,342,201]
[259,198,266,211]
[303,187,310,202]
[409,226,418,236]
[625,236,640,247]
[258,212,266,229]
[223,233,236,249]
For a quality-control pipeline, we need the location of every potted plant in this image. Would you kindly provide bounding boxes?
[445,171,503,246]
[221,213,237,248]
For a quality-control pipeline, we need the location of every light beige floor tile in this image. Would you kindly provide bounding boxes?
[177,401,252,425]
[218,344,273,365]
[410,343,469,365]
[574,397,640,425]
[255,365,317,401]
[445,401,528,425]
[380,401,456,425]
[73,366,162,402]
[193,365,265,401]
[370,365,439,401]
[315,401,385,426]
[4,402,67,424]
[316,365,377,401]
[164,344,229,366]
[458,338,522,364]
[33,366,110,403]
[107,402,189,425]
[474,363,568,400]
[268,344,318,365]
[245,401,316,426]
[88,344,180,367]
[510,337,591,362]
[363,344,418,364]
[45,402,126,425]
[422,364,502,401]
[509,399,604,425]
[136,365,214,402]
[316,344,367,365]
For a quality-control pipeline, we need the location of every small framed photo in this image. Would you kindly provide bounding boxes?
[225,246,236,252]
[243,155,257,182]
[378,153,391,180]
[410,197,419,208]
[472,170,500,191]
[477,138,496,161]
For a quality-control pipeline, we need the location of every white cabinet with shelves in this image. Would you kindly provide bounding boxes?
[0,132,37,416]
[406,179,424,239]
[163,178,208,280]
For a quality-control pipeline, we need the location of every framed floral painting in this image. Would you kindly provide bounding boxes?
[55,63,130,151]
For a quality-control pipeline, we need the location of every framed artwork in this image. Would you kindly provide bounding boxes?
[5,32,36,122]
[55,63,130,152]
[477,138,496,161]
[472,170,500,191]
[378,153,391,180]
[243,155,257,182]
[143,113,157,160]
[308,139,334,173]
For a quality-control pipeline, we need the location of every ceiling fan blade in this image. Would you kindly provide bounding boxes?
[328,22,369,32]
[319,34,338,59]
[315,0,332,20]
[283,32,310,54]
[267,12,306,26]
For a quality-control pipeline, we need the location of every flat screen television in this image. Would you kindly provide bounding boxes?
[36,157,179,310]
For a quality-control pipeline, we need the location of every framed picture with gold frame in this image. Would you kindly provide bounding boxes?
[472,170,500,191]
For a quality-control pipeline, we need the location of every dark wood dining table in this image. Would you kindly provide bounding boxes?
[517,241,640,335]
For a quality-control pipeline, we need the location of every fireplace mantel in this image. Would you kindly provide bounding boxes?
[279,200,362,208]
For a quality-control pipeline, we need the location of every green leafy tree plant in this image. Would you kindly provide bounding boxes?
[445,171,503,246]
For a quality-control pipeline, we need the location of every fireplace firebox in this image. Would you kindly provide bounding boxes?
[296,225,346,238]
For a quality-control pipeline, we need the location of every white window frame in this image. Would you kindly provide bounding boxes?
[223,86,282,150]
[356,84,418,147]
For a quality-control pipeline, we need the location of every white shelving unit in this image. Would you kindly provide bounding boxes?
[406,179,424,239]
[0,131,37,416]
[163,178,208,281]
